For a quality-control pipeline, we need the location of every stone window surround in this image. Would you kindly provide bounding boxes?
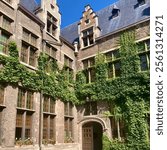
[45,43,57,59]
[64,102,74,143]
[47,12,58,37]
[15,88,35,143]
[82,57,95,83]
[84,101,97,116]
[138,39,150,71]
[43,95,56,143]
[81,27,94,48]
[20,42,37,67]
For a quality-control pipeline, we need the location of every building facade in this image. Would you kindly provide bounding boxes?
[0,0,150,150]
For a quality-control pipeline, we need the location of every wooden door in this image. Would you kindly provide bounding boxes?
[82,127,93,150]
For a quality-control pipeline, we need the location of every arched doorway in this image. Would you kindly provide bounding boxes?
[82,122,103,150]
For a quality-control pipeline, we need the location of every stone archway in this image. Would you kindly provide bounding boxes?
[78,117,108,150]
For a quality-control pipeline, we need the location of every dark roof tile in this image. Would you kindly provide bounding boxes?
[61,0,150,44]
[20,0,39,13]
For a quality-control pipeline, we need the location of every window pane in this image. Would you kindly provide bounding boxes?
[83,60,88,69]
[69,103,73,116]
[83,37,88,47]
[110,117,118,139]
[43,96,49,112]
[43,115,48,140]
[31,35,37,47]
[112,50,120,59]
[16,112,23,127]
[15,127,22,140]
[50,116,54,139]
[23,30,29,42]
[0,32,9,54]
[106,52,112,61]
[88,28,93,35]
[90,68,95,82]
[119,119,125,138]
[64,103,68,115]
[83,31,88,37]
[29,47,36,67]
[26,91,33,109]
[21,43,28,63]
[89,34,94,45]
[52,26,56,36]
[140,54,148,71]
[69,118,73,138]
[17,89,25,108]
[25,114,32,139]
[2,17,11,31]
[84,103,90,116]
[47,22,51,33]
[108,63,113,78]
[64,118,68,135]
[91,102,97,115]
[89,58,95,67]
[145,40,150,51]
[50,98,55,113]
[83,70,89,83]
[114,61,121,77]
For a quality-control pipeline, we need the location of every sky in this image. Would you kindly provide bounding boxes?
[36,0,118,28]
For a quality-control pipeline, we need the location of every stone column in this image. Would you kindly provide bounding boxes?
[1,86,18,147]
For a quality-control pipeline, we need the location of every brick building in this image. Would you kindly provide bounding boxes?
[0,0,150,150]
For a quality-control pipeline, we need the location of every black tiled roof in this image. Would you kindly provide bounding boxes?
[20,0,39,13]
[61,0,150,44]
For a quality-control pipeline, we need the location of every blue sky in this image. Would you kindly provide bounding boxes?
[36,0,118,28]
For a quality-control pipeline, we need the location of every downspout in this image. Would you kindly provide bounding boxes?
[39,26,44,150]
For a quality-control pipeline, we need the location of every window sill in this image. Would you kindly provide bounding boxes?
[0,26,13,35]
[20,61,37,71]
[81,43,95,50]
[0,104,6,109]
[22,40,38,50]
[0,52,9,57]
[64,115,74,118]
[46,31,58,42]
[1,0,14,10]
[16,107,35,112]
[43,112,57,116]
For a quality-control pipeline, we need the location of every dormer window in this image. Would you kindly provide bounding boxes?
[47,12,58,37]
[82,27,94,47]
[138,0,145,6]
[111,5,120,19]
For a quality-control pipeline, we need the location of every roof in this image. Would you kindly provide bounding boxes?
[20,0,39,13]
[61,0,150,44]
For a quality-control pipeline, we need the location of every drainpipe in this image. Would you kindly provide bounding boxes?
[39,26,44,150]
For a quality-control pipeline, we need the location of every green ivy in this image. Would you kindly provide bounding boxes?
[0,41,77,103]
[76,31,150,149]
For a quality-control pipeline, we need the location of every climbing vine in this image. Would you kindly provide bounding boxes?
[0,41,77,103]
[76,31,150,149]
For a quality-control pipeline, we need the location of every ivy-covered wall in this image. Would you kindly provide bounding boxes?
[76,31,150,150]
[0,31,150,149]
[0,42,78,103]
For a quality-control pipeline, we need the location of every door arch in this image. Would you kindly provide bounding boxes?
[82,121,103,150]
